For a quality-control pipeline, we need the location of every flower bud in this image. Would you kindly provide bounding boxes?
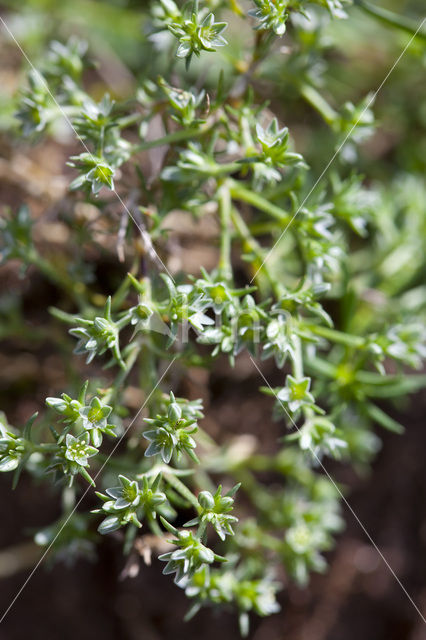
[198,491,215,510]
[168,402,182,423]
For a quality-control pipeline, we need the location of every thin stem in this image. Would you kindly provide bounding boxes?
[61,485,76,513]
[30,251,88,310]
[303,323,365,348]
[138,341,158,413]
[34,443,59,452]
[133,122,214,153]
[103,341,142,404]
[44,105,81,122]
[292,333,304,380]
[163,471,199,511]
[230,206,281,294]
[217,184,233,281]
[229,180,290,223]
[148,516,164,538]
[139,464,194,479]
[229,0,244,16]
[354,0,426,42]
[300,84,338,126]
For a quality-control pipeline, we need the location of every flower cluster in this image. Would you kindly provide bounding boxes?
[143,392,200,464]
[185,565,280,636]
[185,485,240,541]
[159,518,227,585]
[69,297,124,367]
[46,382,117,447]
[249,0,347,37]
[50,433,99,487]
[94,474,167,533]
[0,420,27,473]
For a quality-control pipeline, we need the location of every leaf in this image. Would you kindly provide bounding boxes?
[0,456,20,472]
[98,516,121,535]
[12,452,31,490]
[366,403,404,434]
[23,412,38,442]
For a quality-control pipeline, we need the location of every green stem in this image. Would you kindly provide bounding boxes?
[256,531,282,552]
[163,472,199,511]
[354,0,426,42]
[230,206,281,294]
[61,485,76,513]
[123,524,138,555]
[148,516,164,538]
[229,0,244,15]
[138,341,158,413]
[140,464,194,478]
[229,180,290,223]
[133,123,214,153]
[115,312,133,331]
[218,184,233,281]
[111,279,132,312]
[303,324,365,348]
[34,443,59,452]
[30,251,87,310]
[45,105,81,122]
[117,113,143,129]
[292,333,304,379]
[103,341,142,403]
[300,84,338,126]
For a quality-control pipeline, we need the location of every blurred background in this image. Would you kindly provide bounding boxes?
[0,1,425,638]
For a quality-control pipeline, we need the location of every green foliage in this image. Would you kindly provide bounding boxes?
[143,392,200,464]
[1,0,426,635]
[94,474,167,533]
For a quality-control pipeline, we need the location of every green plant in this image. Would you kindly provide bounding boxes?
[1,0,425,635]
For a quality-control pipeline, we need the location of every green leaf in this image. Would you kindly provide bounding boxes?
[0,456,20,472]
[98,515,121,534]
[365,403,404,434]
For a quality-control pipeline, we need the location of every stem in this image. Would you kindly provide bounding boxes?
[133,123,214,153]
[45,105,81,122]
[98,124,105,157]
[163,472,199,511]
[103,341,142,403]
[61,485,76,513]
[115,311,133,330]
[117,113,143,129]
[30,251,87,310]
[256,531,282,552]
[140,464,194,478]
[229,180,290,223]
[229,0,244,16]
[123,524,138,555]
[217,184,233,281]
[148,516,164,538]
[354,0,426,42]
[111,271,134,311]
[230,206,280,294]
[34,443,60,452]
[292,334,304,379]
[303,324,365,348]
[300,84,337,126]
[138,341,158,413]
